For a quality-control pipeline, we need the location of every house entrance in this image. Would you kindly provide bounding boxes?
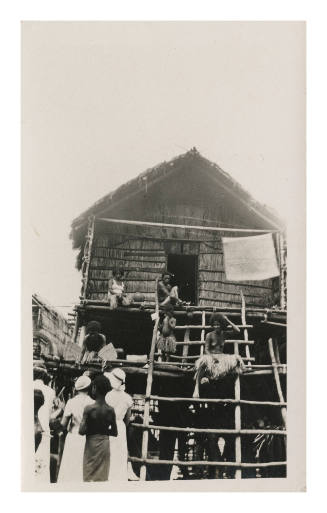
[167,254,198,304]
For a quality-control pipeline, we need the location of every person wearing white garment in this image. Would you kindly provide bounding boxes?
[58,375,94,483]
[33,362,56,482]
[105,368,137,481]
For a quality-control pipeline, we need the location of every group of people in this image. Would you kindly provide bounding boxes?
[34,364,138,483]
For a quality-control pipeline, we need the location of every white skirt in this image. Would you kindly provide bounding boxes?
[109,420,128,481]
[57,432,86,483]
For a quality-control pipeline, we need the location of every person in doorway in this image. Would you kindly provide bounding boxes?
[104,368,138,481]
[157,272,182,307]
[57,375,94,483]
[108,268,132,310]
[79,375,117,482]
[156,304,177,361]
[193,313,244,398]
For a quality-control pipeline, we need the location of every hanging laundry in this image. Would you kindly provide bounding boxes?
[222,233,280,281]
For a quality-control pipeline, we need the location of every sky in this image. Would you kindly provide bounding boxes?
[22,21,305,317]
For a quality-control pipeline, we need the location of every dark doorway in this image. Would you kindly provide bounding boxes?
[167,254,198,304]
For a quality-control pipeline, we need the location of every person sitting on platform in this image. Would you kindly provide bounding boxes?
[193,313,244,398]
[156,304,177,361]
[80,321,106,364]
[108,268,132,310]
[157,272,182,307]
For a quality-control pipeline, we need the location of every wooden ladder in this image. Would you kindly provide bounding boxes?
[139,291,257,480]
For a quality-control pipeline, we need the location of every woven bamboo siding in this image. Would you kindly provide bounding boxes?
[88,236,166,301]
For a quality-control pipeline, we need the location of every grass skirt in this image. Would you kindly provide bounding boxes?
[194,353,245,381]
[156,335,177,354]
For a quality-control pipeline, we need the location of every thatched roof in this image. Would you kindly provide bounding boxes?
[70,148,283,247]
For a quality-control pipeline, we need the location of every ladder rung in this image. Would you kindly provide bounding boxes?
[166,354,255,362]
[175,340,254,346]
[174,325,253,330]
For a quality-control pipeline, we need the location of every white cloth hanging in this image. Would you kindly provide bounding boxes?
[222,233,280,281]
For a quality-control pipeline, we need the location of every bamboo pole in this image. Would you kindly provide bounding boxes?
[268,338,287,427]
[81,216,95,300]
[261,320,287,328]
[234,340,242,479]
[97,216,279,234]
[139,278,160,481]
[174,325,253,330]
[72,310,80,345]
[130,423,286,436]
[182,327,190,363]
[200,311,205,356]
[241,291,252,368]
[128,456,286,468]
[165,353,255,362]
[278,232,287,309]
[149,395,287,406]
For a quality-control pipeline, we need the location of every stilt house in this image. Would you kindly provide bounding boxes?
[45,149,287,481]
[71,148,284,306]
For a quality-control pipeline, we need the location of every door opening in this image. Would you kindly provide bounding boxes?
[167,254,198,304]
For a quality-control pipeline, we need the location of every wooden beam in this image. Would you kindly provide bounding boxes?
[97,217,279,233]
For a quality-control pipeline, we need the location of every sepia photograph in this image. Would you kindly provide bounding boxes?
[21,20,305,491]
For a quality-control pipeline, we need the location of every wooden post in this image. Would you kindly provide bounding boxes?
[78,325,86,348]
[268,338,287,427]
[140,279,160,481]
[200,311,206,356]
[72,310,80,345]
[241,291,251,367]
[81,216,95,300]
[234,340,242,479]
[182,328,190,363]
[278,232,286,309]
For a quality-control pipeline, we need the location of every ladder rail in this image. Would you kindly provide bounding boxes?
[139,278,160,481]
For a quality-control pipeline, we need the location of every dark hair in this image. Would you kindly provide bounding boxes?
[93,374,112,397]
[209,313,227,328]
[113,267,125,277]
[34,389,45,416]
[161,271,173,279]
[85,332,105,352]
[33,367,49,382]
[86,320,102,334]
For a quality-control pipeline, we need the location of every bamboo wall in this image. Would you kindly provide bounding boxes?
[88,235,166,301]
[87,228,274,308]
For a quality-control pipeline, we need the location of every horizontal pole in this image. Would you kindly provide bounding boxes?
[97,217,279,234]
[165,354,255,362]
[174,326,253,331]
[149,395,287,407]
[130,423,287,436]
[174,340,254,346]
[261,321,287,328]
[128,456,286,468]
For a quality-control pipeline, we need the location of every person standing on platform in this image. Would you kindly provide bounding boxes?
[79,375,117,482]
[57,375,94,483]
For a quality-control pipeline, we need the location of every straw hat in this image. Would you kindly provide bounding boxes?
[75,375,91,391]
[105,368,126,391]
